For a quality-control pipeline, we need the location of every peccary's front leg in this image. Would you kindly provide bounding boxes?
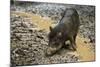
[70,36,77,51]
[74,34,77,42]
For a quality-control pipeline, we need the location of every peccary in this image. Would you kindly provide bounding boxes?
[46,8,80,56]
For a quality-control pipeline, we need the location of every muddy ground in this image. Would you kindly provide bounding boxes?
[10,1,95,66]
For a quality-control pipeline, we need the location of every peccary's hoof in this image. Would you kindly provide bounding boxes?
[72,46,77,51]
[73,48,77,51]
[68,45,77,51]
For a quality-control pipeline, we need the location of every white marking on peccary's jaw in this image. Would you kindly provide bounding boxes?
[58,32,62,36]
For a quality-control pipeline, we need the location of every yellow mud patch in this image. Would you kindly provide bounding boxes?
[11,11,53,31]
[11,11,95,62]
[76,35,95,61]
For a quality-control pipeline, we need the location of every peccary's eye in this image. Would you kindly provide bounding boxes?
[54,38,56,41]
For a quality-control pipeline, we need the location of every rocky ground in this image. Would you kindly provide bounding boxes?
[10,1,95,66]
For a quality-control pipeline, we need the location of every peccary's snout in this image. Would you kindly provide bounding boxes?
[45,43,63,56]
[45,47,57,56]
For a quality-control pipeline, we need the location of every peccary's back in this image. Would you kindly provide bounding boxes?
[56,8,80,35]
[51,8,79,36]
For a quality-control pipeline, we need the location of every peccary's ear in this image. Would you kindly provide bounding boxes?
[49,26,53,31]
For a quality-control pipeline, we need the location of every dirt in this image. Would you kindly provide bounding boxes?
[10,1,95,66]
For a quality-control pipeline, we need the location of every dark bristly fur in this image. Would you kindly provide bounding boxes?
[46,8,80,56]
